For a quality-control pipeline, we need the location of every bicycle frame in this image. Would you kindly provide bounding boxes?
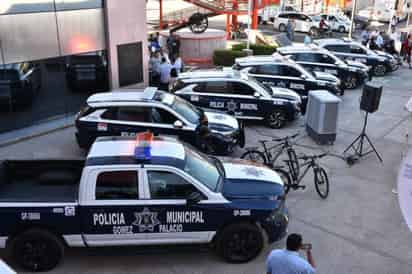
[262,140,292,165]
[288,159,317,185]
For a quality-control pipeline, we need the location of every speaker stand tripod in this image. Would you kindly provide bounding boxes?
[344,112,383,163]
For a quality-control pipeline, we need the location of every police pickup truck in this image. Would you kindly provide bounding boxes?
[277,45,370,89]
[75,87,244,155]
[172,69,301,129]
[0,133,288,271]
[315,38,399,76]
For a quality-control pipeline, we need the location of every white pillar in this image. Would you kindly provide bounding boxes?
[104,0,149,89]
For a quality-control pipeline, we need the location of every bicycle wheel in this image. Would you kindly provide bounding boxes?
[274,168,292,194]
[287,148,300,179]
[314,167,329,199]
[241,150,267,165]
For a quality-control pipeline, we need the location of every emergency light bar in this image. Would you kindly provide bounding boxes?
[134,131,154,160]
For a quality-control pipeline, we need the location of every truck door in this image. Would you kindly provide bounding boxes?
[81,167,149,246]
[141,167,215,243]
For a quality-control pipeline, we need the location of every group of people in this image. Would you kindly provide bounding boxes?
[148,31,183,91]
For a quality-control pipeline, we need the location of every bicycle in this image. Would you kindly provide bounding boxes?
[278,153,330,199]
[241,133,300,179]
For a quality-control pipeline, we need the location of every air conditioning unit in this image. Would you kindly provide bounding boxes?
[305,90,341,145]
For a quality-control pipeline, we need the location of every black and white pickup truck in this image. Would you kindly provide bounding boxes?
[0,134,288,272]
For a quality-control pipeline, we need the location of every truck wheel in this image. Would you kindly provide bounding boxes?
[216,223,263,263]
[10,229,64,272]
[344,74,358,89]
[266,110,287,129]
[278,24,286,32]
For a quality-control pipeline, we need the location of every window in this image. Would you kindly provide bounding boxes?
[0,1,54,15]
[350,45,366,54]
[295,53,321,63]
[151,107,178,124]
[148,171,203,200]
[231,82,255,96]
[324,44,350,53]
[117,42,143,87]
[280,65,302,77]
[96,171,138,200]
[297,14,310,21]
[55,0,103,11]
[320,54,336,64]
[203,81,230,94]
[256,64,281,75]
[116,107,150,123]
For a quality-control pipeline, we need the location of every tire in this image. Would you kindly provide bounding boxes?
[241,150,267,165]
[344,74,358,89]
[314,167,329,199]
[266,109,287,129]
[338,26,345,33]
[373,64,387,76]
[274,167,292,194]
[10,229,64,272]
[287,148,299,179]
[279,24,286,32]
[216,223,264,263]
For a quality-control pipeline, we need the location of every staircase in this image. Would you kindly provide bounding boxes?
[183,0,250,14]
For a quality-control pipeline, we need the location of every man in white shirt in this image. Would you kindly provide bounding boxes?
[159,57,172,91]
[376,32,384,49]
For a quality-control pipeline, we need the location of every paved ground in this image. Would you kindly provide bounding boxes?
[1,63,412,273]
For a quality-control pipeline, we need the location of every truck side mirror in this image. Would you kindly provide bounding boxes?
[186,192,203,206]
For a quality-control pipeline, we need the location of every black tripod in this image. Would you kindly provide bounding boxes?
[343,112,383,163]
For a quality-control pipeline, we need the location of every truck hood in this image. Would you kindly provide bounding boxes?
[204,111,239,132]
[374,50,394,60]
[220,158,284,200]
[313,71,339,83]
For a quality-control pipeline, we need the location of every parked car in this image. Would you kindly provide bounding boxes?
[312,13,351,33]
[233,54,343,113]
[315,38,399,76]
[277,45,370,89]
[0,62,41,110]
[172,69,302,129]
[0,134,288,271]
[75,87,245,154]
[274,11,319,36]
[258,5,297,24]
[66,53,108,92]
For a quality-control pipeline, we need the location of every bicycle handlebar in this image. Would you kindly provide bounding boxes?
[298,153,328,161]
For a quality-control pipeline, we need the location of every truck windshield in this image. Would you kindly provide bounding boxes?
[183,147,221,191]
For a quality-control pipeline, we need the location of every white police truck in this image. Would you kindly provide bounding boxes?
[0,133,288,271]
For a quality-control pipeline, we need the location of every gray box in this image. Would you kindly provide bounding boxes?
[305,90,341,145]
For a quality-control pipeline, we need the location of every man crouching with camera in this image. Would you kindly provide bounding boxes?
[266,233,316,274]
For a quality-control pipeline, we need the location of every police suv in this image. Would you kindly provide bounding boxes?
[277,45,370,89]
[171,69,301,129]
[0,134,288,271]
[315,38,399,76]
[75,87,244,155]
[233,54,342,112]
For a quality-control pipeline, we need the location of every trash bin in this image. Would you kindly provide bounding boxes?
[305,90,341,145]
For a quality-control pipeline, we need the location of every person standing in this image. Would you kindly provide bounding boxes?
[266,233,316,274]
[402,34,412,69]
[361,28,370,46]
[390,15,397,33]
[286,18,295,42]
[149,51,162,86]
[376,31,384,49]
[159,57,172,91]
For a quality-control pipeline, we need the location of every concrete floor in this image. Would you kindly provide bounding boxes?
[1,64,412,273]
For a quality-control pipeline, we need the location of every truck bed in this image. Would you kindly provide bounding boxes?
[0,160,84,202]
